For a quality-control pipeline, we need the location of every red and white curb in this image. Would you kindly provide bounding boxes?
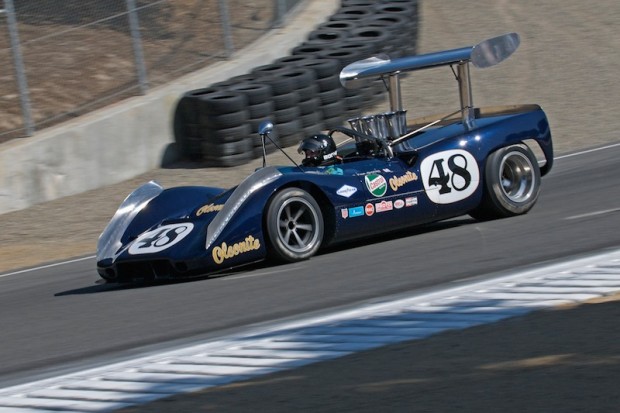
[1,248,620,412]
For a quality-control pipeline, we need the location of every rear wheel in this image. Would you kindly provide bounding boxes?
[470,144,541,220]
[266,188,323,262]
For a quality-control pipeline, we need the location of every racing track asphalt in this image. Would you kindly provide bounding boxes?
[1,144,619,394]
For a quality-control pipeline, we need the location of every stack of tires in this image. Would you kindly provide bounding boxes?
[174,0,419,166]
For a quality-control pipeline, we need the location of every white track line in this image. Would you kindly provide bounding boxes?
[1,248,619,412]
[564,207,620,220]
[554,142,620,160]
[0,256,95,279]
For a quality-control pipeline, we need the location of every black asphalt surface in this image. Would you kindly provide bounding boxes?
[1,143,619,389]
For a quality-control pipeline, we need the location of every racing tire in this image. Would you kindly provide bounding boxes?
[318,88,345,105]
[298,97,321,115]
[300,111,322,127]
[226,82,273,105]
[470,144,541,220]
[315,20,356,34]
[201,110,249,129]
[318,49,363,68]
[202,138,253,157]
[280,132,304,148]
[297,58,340,79]
[266,188,324,262]
[251,63,288,77]
[273,106,301,123]
[338,41,376,57]
[307,29,348,43]
[296,84,320,101]
[265,76,297,95]
[280,68,316,89]
[291,43,331,57]
[248,100,275,119]
[196,91,248,114]
[272,91,300,110]
[316,74,341,92]
[329,9,373,22]
[204,151,253,167]
[200,123,252,143]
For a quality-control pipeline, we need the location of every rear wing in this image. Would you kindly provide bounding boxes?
[340,33,520,130]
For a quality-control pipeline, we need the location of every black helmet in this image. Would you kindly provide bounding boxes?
[297,134,338,166]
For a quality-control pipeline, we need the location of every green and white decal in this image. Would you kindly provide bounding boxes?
[364,174,388,197]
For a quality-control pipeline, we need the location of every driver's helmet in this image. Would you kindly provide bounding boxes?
[298,134,338,166]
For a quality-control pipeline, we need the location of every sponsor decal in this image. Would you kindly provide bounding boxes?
[324,166,343,175]
[405,196,418,207]
[389,171,419,191]
[364,174,387,197]
[128,223,194,255]
[349,206,364,218]
[375,200,393,213]
[394,199,405,209]
[212,235,261,265]
[365,203,375,216]
[336,185,358,198]
[341,208,349,219]
[196,203,224,216]
[420,149,479,204]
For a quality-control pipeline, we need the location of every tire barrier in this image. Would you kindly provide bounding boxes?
[174,0,419,165]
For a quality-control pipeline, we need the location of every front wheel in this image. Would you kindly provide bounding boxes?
[470,144,541,220]
[266,188,324,262]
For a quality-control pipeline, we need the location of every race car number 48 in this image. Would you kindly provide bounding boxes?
[128,223,194,255]
[420,149,479,204]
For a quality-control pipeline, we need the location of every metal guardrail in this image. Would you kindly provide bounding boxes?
[0,0,302,142]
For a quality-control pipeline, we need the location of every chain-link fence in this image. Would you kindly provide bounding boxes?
[0,0,303,143]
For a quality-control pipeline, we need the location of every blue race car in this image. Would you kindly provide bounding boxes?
[97,33,553,283]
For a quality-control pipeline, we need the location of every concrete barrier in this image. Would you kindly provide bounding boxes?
[0,0,339,215]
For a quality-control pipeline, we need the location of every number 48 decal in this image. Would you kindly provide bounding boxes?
[420,149,480,204]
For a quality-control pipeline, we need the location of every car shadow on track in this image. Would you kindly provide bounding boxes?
[54,216,478,296]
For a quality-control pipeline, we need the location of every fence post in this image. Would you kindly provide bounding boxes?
[126,0,149,94]
[4,0,34,136]
[273,0,286,28]
[217,0,234,57]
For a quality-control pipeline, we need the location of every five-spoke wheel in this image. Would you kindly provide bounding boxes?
[266,188,324,262]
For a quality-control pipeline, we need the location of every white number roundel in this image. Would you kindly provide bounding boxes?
[420,149,479,204]
[128,223,194,255]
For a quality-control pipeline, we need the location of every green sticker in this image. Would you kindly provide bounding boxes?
[365,174,387,197]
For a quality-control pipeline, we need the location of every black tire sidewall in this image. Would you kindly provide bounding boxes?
[486,144,541,216]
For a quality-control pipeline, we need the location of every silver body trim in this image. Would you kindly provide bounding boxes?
[96,181,163,262]
[205,166,282,250]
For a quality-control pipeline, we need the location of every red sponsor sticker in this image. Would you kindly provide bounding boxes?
[394,199,405,209]
[365,203,374,216]
[375,200,393,213]
[341,208,348,219]
[405,197,418,207]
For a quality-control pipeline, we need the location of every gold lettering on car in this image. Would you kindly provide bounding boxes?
[212,235,261,264]
[197,203,224,216]
[389,171,418,191]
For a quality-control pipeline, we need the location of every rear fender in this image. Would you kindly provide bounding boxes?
[483,108,553,176]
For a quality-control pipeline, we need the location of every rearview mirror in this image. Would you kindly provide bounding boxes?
[258,120,274,136]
